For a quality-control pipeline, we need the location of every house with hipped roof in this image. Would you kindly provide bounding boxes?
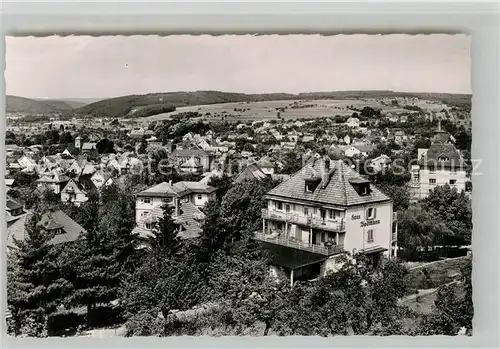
[256,156,398,285]
[134,181,217,223]
[6,210,86,250]
[133,181,217,245]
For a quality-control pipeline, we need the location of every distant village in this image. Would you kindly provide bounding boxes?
[5,95,473,337]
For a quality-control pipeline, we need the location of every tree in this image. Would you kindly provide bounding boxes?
[378,184,410,212]
[44,130,60,145]
[149,202,181,257]
[417,257,472,335]
[208,174,233,200]
[422,185,472,245]
[273,255,410,336]
[96,138,116,154]
[7,212,73,336]
[137,140,147,155]
[218,178,280,243]
[208,253,290,336]
[60,132,73,145]
[398,205,451,260]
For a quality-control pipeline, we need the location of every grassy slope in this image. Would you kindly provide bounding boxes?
[76,90,471,119]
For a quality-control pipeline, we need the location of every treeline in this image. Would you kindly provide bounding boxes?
[7,177,473,337]
[125,104,176,119]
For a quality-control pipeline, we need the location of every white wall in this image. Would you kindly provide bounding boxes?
[344,201,393,257]
[135,197,172,222]
[190,192,215,207]
[418,168,467,198]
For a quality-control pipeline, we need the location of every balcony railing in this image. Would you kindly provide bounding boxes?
[262,209,345,232]
[254,231,344,256]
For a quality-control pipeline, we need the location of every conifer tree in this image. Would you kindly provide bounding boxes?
[7,212,73,336]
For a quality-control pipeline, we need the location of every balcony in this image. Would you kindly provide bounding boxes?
[254,231,344,256]
[262,209,345,232]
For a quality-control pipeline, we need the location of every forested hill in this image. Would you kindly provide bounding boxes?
[8,90,471,118]
[76,90,471,119]
[6,95,88,114]
[6,95,62,114]
[74,91,298,119]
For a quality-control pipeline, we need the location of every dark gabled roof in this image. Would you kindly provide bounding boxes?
[258,241,327,270]
[6,200,23,211]
[234,164,268,183]
[266,158,390,207]
[136,181,216,198]
[78,174,97,192]
[419,143,464,168]
[7,210,86,249]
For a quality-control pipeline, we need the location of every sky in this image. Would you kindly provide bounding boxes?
[5,34,471,99]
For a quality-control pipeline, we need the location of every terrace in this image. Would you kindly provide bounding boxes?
[254,231,345,256]
[262,208,346,233]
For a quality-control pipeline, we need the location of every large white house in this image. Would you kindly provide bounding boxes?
[135,181,217,223]
[256,156,398,285]
[410,124,468,200]
[346,117,360,128]
[133,181,217,246]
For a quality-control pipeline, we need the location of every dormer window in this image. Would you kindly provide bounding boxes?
[349,178,372,196]
[305,177,321,193]
[438,156,449,162]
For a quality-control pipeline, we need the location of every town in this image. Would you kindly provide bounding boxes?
[5,91,473,337]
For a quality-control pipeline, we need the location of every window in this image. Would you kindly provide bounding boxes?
[329,210,336,219]
[145,223,152,230]
[304,207,309,216]
[429,178,436,184]
[320,232,326,243]
[276,201,283,210]
[197,194,202,200]
[367,207,377,220]
[143,198,151,204]
[367,229,374,243]
[285,204,291,213]
[306,183,314,192]
[449,179,456,185]
[141,211,149,217]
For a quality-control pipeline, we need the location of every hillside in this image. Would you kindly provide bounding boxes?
[75,91,297,119]
[6,95,91,114]
[6,95,60,114]
[38,99,88,109]
[76,90,472,119]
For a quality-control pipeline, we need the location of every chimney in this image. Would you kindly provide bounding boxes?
[174,197,181,216]
[437,119,442,132]
[168,180,172,186]
[321,156,331,189]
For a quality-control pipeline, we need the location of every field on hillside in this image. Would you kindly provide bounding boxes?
[139,99,420,124]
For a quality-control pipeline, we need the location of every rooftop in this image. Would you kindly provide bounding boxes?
[136,181,216,198]
[266,158,390,207]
